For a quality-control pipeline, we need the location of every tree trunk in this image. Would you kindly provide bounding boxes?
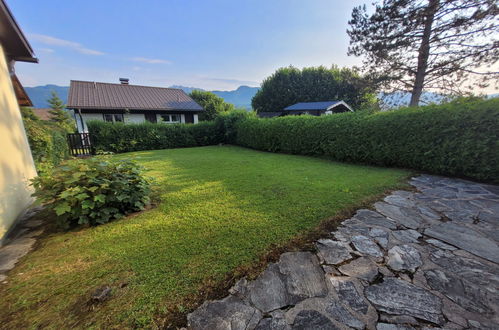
[410,0,440,107]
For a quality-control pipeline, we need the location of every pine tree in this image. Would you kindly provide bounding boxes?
[47,91,73,131]
[348,0,498,106]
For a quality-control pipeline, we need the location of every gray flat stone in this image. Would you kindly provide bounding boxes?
[384,194,416,208]
[429,249,499,290]
[342,219,371,236]
[374,202,428,229]
[0,237,36,272]
[244,263,289,312]
[425,239,457,251]
[278,252,328,304]
[376,323,415,330]
[325,300,364,329]
[339,257,379,282]
[351,235,384,257]
[369,228,390,249]
[328,276,369,314]
[392,230,421,243]
[291,310,338,330]
[255,311,290,330]
[352,209,398,230]
[387,245,422,273]
[424,269,493,314]
[379,314,418,325]
[365,278,444,325]
[425,222,499,263]
[187,295,262,330]
[315,239,352,265]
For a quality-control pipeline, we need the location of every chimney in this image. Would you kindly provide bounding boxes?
[119,78,129,85]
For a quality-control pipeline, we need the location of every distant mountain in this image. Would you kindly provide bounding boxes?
[24,85,69,108]
[378,91,449,109]
[211,86,259,109]
[25,84,259,109]
[170,85,259,109]
[24,84,496,110]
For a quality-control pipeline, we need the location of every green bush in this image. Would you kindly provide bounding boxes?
[21,107,70,171]
[31,157,151,229]
[87,120,223,153]
[236,98,499,182]
[214,110,256,144]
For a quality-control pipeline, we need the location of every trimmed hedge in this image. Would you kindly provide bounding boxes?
[87,120,224,153]
[236,98,499,183]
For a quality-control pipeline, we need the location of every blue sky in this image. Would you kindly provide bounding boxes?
[10,0,366,90]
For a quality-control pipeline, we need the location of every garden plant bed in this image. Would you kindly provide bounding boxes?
[0,146,408,328]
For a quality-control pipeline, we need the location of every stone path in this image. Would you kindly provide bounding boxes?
[187,175,499,330]
[0,206,44,283]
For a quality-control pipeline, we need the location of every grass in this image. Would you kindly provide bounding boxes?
[0,146,409,328]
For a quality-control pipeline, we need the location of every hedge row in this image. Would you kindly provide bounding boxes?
[236,98,499,183]
[87,120,224,153]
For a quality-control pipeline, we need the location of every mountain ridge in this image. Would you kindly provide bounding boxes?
[24,84,497,110]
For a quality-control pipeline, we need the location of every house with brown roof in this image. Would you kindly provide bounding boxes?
[67,79,204,132]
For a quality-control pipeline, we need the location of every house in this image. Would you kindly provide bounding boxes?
[257,100,353,118]
[0,0,38,244]
[67,79,205,132]
[32,108,54,121]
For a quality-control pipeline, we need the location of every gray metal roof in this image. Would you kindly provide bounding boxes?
[67,80,204,111]
[284,101,352,111]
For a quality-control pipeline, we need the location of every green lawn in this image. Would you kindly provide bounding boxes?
[0,146,409,328]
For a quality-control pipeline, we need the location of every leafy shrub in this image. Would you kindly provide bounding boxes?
[21,107,70,171]
[236,98,499,183]
[31,157,151,228]
[87,120,223,153]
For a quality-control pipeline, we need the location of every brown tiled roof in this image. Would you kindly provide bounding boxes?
[32,108,53,121]
[67,80,203,111]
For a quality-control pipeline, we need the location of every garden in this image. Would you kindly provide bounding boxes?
[2,97,497,328]
[0,146,408,328]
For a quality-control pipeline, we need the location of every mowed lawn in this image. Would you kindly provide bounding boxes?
[0,146,409,328]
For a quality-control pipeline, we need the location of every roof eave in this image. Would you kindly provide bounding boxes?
[0,0,37,63]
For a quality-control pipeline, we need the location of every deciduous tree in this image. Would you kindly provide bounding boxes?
[189,90,235,121]
[252,66,376,113]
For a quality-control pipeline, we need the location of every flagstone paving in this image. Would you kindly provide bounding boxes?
[187,175,499,329]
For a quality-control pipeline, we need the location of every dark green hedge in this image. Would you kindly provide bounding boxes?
[236,98,499,182]
[87,120,224,153]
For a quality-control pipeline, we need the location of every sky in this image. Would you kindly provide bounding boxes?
[8,0,367,90]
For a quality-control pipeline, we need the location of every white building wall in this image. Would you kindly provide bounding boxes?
[125,113,145,124]
[75,112,200,132]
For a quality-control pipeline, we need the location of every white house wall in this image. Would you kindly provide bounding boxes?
[77,112,198,132]
[125,113,146,124]
[0,44,38,244]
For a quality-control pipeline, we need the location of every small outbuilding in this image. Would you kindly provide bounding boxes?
[283,101,353,116]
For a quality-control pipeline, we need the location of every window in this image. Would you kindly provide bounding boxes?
[103,114,124,123]
[160,114,181,123]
